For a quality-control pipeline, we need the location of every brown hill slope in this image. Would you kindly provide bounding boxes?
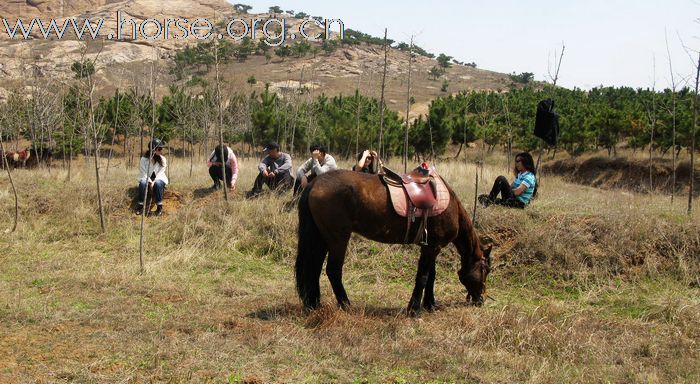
[542,156,700,196]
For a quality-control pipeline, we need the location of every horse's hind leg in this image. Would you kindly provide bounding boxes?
[407,246,440,316]
[326,234,351,309]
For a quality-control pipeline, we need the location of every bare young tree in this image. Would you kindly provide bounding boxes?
[645,56,657,191]
[288,66,307,156]
[536,42,566,174]
[403,36,413,173]
[472,169,478,224]
[213,38,229,201]
[474,93,492,180]
[0,111,19,233]
[105,87,120,177]
[139,49,160,273]
[547,42,566,87]
[66,47,91,182]
[502,94,514,170]
[354,68,363,158]
[665,31,678,203]
[106,69,127,177]
[378,28,388,159]
[689,52,699,216]
[28,68,61,171]
[79,41,108,232]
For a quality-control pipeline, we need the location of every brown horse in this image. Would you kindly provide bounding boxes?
[295,170,491,316]
[1,148,29,169]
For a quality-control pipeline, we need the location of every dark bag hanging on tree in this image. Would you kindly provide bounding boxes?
[534,99,560,146]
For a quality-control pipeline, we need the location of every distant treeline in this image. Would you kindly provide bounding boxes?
[0,83,696,161]
[411,85,697,159]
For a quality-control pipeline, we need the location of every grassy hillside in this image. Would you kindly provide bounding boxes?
[0,153,699,382]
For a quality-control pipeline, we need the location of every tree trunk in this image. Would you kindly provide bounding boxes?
[689,52,699,216]
[403,36,413,173]
[472,167,478,225]
[454,142,463,159]
[0,137,19,232]
[378,28,388,159]
[139,57,158,273]
[92,115,106,233]
[214,41,229,201]
[106,89,119,177]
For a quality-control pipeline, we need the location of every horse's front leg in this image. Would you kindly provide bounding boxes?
[422,257,437,311]
[407,246,438,317]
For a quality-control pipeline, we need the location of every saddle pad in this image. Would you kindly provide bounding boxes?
[387,175,450,218]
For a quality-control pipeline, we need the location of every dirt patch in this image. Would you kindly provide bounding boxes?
[542,156,700,196]
[126,186,184,215]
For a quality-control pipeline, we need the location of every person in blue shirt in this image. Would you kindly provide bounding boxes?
[479,152,537,209]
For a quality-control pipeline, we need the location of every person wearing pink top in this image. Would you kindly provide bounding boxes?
[207,144,239,190]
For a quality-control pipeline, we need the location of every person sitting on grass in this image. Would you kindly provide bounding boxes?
[293,143,338,195]
[353,149,382,174]
[207,144,239,191]
[478,152,537,209]
[135,138,168,216]
[246,141,293,199]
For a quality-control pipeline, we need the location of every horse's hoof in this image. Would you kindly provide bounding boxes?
[302,300,321,313]
[467,294,484,307]
[406,306,421,317]
[467,298,484,307]
[302,305,318,314]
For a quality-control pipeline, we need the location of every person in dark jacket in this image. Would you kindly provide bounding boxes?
[246,141,293,198]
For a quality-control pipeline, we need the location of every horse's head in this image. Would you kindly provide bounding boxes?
[458,244,491,306]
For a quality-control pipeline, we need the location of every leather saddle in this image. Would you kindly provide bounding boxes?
[382,167,437,210]
[382,166,450,245]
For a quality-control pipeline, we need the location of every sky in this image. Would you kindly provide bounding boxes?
[231,0,699,90]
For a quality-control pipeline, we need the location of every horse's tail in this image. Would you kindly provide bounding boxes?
[295,183,328,310]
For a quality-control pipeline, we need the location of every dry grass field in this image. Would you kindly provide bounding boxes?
[1,152,699,383]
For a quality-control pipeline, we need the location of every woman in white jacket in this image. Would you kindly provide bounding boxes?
[136,138,168,216]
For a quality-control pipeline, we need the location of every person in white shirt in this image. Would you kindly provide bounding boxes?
[135,138,168,216]
[293,143,337,195]
[207,144,238,190]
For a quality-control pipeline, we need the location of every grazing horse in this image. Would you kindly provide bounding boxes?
[295,170,491,316]
[25,147,53,168]
[1,147,53,169]
[2,148,30,169]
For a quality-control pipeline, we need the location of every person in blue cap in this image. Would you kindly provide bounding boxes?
[135,138,168,216]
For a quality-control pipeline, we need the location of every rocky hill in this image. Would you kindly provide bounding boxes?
[0,0,514,119]
[0,0,111,19]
